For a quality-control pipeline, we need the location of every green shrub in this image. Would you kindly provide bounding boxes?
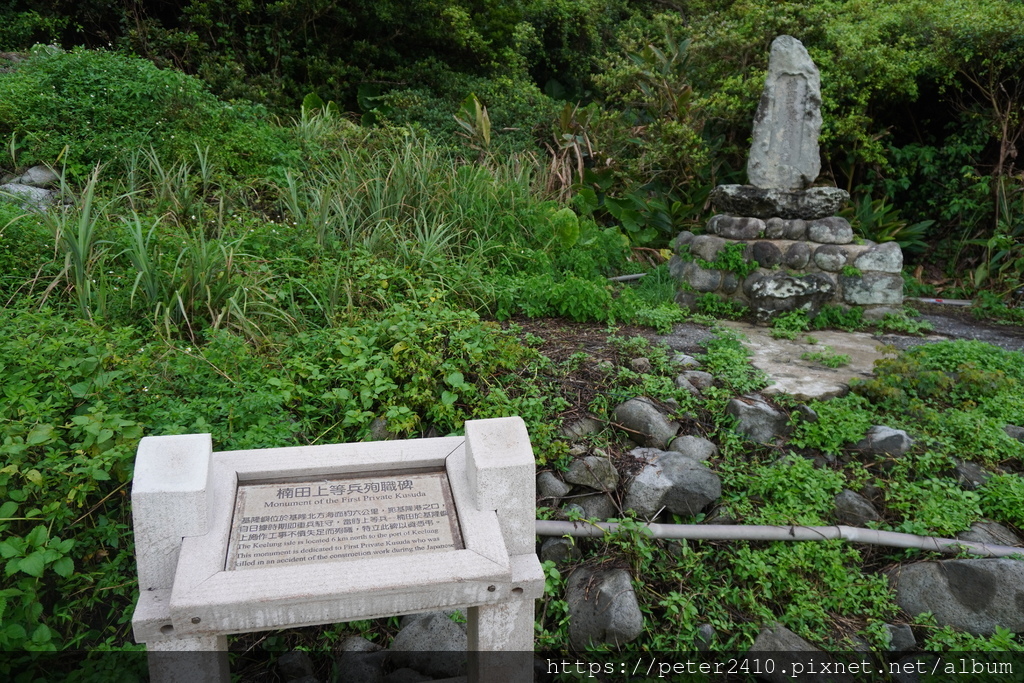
[801,347,851,368]
[788,394,875,456]
[770,310,811,339]
[0,47,298,180]
[725,454,846,525]
[811,304,864,331]
[698,329,768,395]
[977,474,1024,532]
[694,292,748,320]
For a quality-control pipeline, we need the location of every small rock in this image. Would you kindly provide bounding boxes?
[856,425,913,457]
[630,357,653,374]
[695,623,716,651]
[807,216,854,244]
[595,360,615,374]
[833,489,881,526]
[673,375,701,395]
[707,214,765,240]
[794,404,819,423]
[764,217,786,239]
[574,492,618,520]
[681,261,723,292]
[752,241,783,268]
[389,613,467,678]
[689,234,727,262]
[783,218,809,240]
[1004,424,1024,442]
[672,353,700,368]
[726,395,791,444]
[383,669,431,683]
[681,370,714,390]
[560,417,601,439]
[840,272,904,306]
[854,241,903,273]
[0,183,56,210]
[749,623,851,683]
[7,165,59,188]
[339,636,381,653]
[672,230,695,250]
[953,458,992,490]
[813,244,848,271]
[561,503,586,519]
[884,623,917,652]
[623,451,722,518]
[613,398,680,449]
[564,455,620,492]
[278,651,315,680]
[540,536,581,564]
[336,649,386,683]
[537,471,571,500]
[784,241,812,268]
[567,568,644,649]
[956,521,1023,548]
[369,417,398,441]
[666,435,718,462]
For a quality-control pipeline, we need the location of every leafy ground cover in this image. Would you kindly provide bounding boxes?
[0,42,1022,680]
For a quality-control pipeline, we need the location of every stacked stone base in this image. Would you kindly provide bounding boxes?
[670,191,904,320]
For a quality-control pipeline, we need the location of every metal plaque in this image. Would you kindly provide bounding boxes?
[225,470,463,570]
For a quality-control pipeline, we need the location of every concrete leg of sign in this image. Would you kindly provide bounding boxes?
[132,434,226,682]
[146,636,230,683]
[132,433,215,591]
[465,417,535,556]
[464,418,544,683]
[467,597,535,682]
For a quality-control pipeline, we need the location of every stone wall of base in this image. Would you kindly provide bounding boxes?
[669,225,905,320]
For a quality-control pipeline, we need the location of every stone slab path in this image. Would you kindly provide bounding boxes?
[718,321,947,401]
[650,308,1024,402]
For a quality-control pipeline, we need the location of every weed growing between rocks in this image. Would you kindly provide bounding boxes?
[801,346,852,368]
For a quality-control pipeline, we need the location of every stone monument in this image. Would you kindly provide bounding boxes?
[131,418,543,683]
[671,35,903,320]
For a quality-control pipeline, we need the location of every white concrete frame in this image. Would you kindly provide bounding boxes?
[132,417,543,683]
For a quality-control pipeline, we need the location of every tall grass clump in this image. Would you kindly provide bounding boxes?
[35,166,112,320]
[121,215,290,342]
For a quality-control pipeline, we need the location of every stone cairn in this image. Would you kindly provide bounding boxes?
[670,35,903,321]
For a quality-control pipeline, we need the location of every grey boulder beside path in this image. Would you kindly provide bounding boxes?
[566,567,644,649]
[612,397,680,449]
[889,559,1024,636]
[623,448,722,519]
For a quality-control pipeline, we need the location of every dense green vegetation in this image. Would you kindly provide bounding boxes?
[0,1,1023,674]
[3,0,1024,296]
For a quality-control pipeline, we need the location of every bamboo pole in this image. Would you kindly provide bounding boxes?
[535,521,1024,558]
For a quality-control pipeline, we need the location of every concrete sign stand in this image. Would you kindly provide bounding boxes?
[131,417,543,683]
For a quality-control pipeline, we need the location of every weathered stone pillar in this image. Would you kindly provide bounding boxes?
[748,35,822,190]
